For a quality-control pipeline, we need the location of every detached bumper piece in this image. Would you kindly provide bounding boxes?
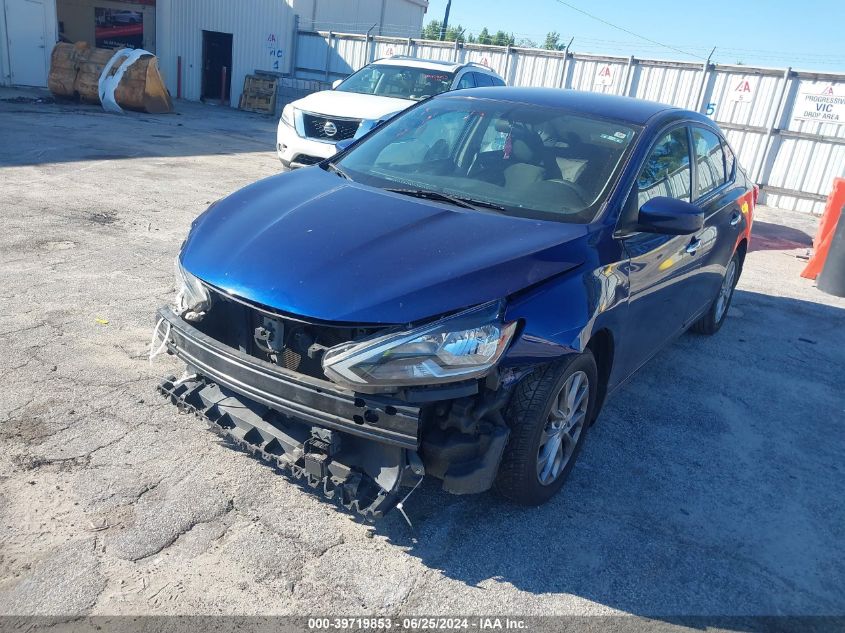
[155,307,423,519]
[159,376,421,518]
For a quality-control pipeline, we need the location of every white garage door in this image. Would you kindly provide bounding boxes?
[6,0,50,86]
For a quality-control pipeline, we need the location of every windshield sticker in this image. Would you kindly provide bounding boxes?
[600,133,626,144]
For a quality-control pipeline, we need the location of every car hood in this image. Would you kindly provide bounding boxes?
[293,90,413,120]
[181,168,588,324]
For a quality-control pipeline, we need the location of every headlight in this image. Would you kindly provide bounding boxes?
[174,258,211,321]
[322,301,516,389]
[281,104,295,128]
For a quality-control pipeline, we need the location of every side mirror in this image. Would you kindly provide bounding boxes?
[332,79,343,89]
[637,196,704,235]
[334,138,355,152]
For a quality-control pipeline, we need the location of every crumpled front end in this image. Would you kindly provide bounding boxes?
[153,284,519,519]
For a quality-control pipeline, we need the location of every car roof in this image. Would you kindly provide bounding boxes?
[436,87,699,126]
[373,56,500,75]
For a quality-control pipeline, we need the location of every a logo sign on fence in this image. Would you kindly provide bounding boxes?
[729,78,754,102]
[793,84,844,125]
[595,64,614,87]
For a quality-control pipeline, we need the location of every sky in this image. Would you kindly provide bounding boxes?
[423,0,845,73]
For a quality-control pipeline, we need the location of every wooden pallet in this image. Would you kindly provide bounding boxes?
[239,74,278,114]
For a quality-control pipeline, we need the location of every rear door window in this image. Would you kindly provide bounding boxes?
[636,127,692,207]
[472,72,494,87]
[455,73,476,90]
[692,127,727,199]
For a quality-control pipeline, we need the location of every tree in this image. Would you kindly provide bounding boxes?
[544,31,565,51]
[421,20,442,40]
[516,37,538,48]
[444,24,467,42]
[477,27,492,45]
[492,30,515,47]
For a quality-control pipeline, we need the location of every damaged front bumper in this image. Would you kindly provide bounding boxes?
[155,307,513,518]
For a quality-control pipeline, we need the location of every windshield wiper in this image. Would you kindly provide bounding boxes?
[323,161,351,180]
[384,188,505,212]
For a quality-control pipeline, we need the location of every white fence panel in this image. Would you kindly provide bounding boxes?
[631,63,701,108]
[510,51,567,89]
[709,70,785,128]
[568,56,628,94]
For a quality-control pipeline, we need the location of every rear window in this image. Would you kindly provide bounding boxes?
[473,72,495,87]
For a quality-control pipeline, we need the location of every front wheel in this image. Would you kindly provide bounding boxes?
[495,352,598,506]
[691,251,740,335]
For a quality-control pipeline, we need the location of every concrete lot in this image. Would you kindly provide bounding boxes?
[0,89,843,622]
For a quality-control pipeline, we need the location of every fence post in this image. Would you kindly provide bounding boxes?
[504,45,513,85]
[289,14,299,78]
[622,55,635,96]
[324,31,333,82]
[694,47,715,112]
[406,37,412,56]
[754,66,793,185]
[558,37,574,89]
[453,38,459,62]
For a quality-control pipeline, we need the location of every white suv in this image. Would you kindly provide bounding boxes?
[276,56,506,169]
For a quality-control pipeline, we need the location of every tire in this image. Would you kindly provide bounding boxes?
[494,351,598,506]
[691,251,741,335]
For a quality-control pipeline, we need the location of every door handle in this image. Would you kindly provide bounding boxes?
[730,211,742,226]
[685,238,702,254]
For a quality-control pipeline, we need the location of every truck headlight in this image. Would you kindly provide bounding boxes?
[281,104,295,127]
[174,258,211,321]
[322,301,516,389]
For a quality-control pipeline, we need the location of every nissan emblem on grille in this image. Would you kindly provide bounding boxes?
[323,121,337,137]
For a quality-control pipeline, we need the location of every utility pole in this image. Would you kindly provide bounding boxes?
[439,0,452,40]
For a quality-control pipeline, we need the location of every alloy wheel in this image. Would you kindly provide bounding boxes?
[715,258,738,321]
[536,370,589,485]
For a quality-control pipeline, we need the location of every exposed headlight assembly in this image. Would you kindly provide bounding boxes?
[174,258,211,322]
[322,301,516,390]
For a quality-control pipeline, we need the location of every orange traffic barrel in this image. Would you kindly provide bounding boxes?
[818,206,845,297]
[802,178,844,281]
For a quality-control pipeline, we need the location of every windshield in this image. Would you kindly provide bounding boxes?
[335,64,455,101]
[334,97,639,223]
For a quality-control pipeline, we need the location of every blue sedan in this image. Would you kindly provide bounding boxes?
[156,88,756,517]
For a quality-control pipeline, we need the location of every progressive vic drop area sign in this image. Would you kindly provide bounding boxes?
[793,84,845,125]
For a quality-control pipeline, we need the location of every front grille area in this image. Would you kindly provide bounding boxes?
[192,290,385,381]
[292,154,322,166]
[302,113,361,142]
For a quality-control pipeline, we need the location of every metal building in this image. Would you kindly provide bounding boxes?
[0,0,428,105]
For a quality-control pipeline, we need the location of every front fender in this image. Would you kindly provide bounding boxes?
[501,258,629,367]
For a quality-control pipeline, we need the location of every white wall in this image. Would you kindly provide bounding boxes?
[0,0,59,87]
[156,0,296,106]
[291,0,428,37]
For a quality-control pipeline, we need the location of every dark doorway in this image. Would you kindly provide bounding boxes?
[202,30,233,103]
